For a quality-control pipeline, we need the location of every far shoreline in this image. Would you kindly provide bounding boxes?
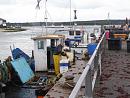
[0,27,26,32]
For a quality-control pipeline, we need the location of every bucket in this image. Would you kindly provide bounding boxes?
[37,96,44,98]
[53,54,60,75]
[60,59,69,74]
[87,43,97,55]
[127,40,130,52]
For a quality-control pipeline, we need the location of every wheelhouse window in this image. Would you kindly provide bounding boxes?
[37,40,44,49]
[76,31,81,35]
[69,31,74,35]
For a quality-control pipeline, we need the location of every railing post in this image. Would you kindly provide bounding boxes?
[94,52,98,70]
[85,68,93,98]
[99,53,101,76]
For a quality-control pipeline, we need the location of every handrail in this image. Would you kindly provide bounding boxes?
[69,32,106,98]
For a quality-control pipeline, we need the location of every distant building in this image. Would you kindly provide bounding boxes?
[0,18,6,27]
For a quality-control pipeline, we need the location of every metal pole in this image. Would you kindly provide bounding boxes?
[85,69,93,98]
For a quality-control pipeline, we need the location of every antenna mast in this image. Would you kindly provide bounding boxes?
[44,0,48,35]
[36,0,48,35]
[70,0,72,28]
[107,12,110,26]
[74,9,77,30]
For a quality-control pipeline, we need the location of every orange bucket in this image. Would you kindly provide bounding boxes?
[37,96,44,98]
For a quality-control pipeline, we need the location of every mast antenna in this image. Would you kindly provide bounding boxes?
[44,0,48,35]
[36,0,42,9]
[74,9,77,30]
[107,12,110,25]
[70,0,72,28]
[74,10,77,20]
[36,0,48,35]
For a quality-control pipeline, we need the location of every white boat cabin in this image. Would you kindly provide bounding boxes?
[55,29,86,47]
[32,34,65,71]
[66,29,84,40]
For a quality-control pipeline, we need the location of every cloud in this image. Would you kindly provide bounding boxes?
[0,0,36,6]
[73,0,103,9]
[47,0,103,9]
[0,0,16,5]
[0,0,130,22]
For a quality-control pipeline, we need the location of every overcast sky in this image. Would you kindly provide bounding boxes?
[0,0,130,22]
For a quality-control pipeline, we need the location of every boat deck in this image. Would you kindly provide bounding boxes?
[4,53,88,98]
[44,56,88,98]
[94,41,130,98]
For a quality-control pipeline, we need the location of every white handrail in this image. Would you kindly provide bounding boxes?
[69,32,106,98]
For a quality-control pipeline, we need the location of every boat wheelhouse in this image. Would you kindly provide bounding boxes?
[32,34,65,71]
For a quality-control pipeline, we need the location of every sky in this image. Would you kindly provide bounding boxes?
[0,0,130,23]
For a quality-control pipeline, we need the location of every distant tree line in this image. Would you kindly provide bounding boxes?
[6,19,127,27]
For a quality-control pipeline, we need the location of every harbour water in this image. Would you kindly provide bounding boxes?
[0,25,101,61]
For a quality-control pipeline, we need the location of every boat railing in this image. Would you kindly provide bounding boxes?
[69,32,106,98]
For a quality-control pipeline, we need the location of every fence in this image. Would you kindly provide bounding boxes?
[69,32,106,98]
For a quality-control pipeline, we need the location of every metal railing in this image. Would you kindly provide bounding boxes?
[69,32,106,98]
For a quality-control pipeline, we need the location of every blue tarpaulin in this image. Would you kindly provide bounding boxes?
[11,57,34,83]
[87,43,97,55]
[12,48,30,60]
[11,48,35,72]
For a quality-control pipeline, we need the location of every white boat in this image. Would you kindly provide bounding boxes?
[53,28,89,53]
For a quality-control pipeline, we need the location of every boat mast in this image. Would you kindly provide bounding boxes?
[44,0,48,35]
[107,12,110,26]
[70,0,72,28]
[74,9,77,30]
[36,0,48,35]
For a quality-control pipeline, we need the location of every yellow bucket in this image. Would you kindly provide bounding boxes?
[53,54,60,75]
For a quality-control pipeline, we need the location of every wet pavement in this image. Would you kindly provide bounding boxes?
[94,42,130,98]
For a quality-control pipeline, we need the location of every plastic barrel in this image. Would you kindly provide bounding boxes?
[87,43,97,55]
[53,54,60,75]
[127,40,130,52]
[108,38,121,50]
